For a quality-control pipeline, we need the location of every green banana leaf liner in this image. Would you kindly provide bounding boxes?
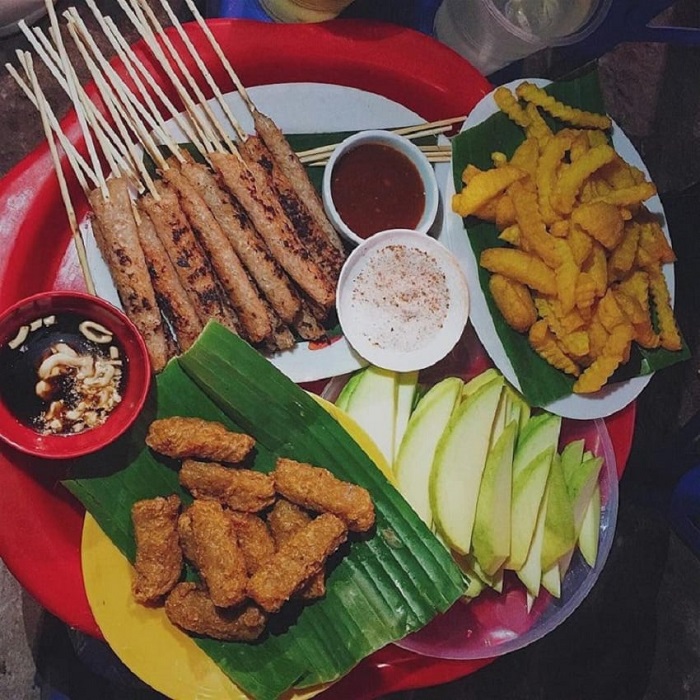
[64,323,465,700]
[451,71,689,408]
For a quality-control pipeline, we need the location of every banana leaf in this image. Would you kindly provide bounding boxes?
[451,71,689,408]
[64,323,464,700]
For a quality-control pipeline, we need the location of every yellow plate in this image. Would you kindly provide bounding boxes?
[81,397,394,700]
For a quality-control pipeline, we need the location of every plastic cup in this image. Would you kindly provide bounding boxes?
[434,0,612,75]
[258,0,355,22]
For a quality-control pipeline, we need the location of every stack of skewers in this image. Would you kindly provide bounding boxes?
[7,0,458,372]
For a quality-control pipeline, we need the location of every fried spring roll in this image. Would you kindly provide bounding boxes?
[162,164,272,344]
[273,458,375,533]
[228,512,276,576]
[179,160,301,325]
[252,110,346,255]
[247,513,347,612]
[88,178,169,371]
[267,500,326,599]
[178,500,247,607]
[165,582,267,641]
[146,417,255,463]
[135,201,203,351]
[139,181,238,333]
[209,151,336,311]
[240,135,345,283]
[131,495,182,604]
[179,460,275,512]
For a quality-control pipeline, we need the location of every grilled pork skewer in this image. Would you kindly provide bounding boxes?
[139,181,239,334]
[251,111,346,256]
[162,163,273,345]
[134,201,203,351]
[88,177,170,371]
[239,135,345,284]
[177,159,302,326]
[209,152,336,312]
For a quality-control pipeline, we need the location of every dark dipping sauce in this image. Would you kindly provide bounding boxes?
[0,312,125,435]
[331,142,426,239]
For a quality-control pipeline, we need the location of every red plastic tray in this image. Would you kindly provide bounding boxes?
[0,18,635,698]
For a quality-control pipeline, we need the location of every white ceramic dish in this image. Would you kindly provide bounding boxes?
[336,228,469,372]
[442,79,675,420]
[322,129,440,246]
[85,83,451,384]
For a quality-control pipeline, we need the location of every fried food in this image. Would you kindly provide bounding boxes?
[146,417,255,463]
[178,500,247,607]
[514,81,612,130]
[227,512,276,576]
[165,582,267,642]
[180,459,275,512]
[488,274,537,333]
[453,83,681,393]
[273,458,375,533]
[267,499,326,599]
[452,165,527,218]
[480,248,557,296]
[131,495,183,605]
[247,513,348,613]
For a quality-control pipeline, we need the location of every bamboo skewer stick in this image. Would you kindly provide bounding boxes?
[5,61,98,190]
[115,0,217,154]
[295,119,463,161]
[180,0,255,114]
[22,52,95,295]
[129,0,237,153]
[43,20,109,201]
[151,0,248,143]
[64,13,165,188]
[299,145,453,166]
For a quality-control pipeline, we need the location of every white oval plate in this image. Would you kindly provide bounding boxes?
[441,79,675,420]
[85,83,452,384]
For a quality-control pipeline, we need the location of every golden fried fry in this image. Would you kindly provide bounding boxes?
[510,181,560,268]
[567,224,594,266]
[499,223,521,245]
[573,323,634,393]
[165,583,267,642]
[608,221,641,282]
[131,495,183,605]
[453,165,527,218]
[247,513,348,613]
[638,221,677,266]
[480,248,557,295]
[554,239,579,315]
[509,137,540,180]
[489,273,537,333]
[515,82,612,130]
[273,458,375,533]
[537,132,573,225]
[552,145,616,215]
[590,182,656,208]
[529,319,580,376]
[494,86,530,129]
[649,267,682,351]
[582,243,608,298]
[572,201,625,250]
[146,417,255,464]
[495,193,518,229]
[524,102,553,147]
[575,272,597,312]
[179,459,275,512]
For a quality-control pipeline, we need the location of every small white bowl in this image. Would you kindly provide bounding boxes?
[322,130,440,247]
[336,229,469,372]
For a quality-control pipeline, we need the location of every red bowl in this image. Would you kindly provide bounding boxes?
[0,291,151,459]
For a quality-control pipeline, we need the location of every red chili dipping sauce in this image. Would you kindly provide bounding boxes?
[330,142,426,239]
